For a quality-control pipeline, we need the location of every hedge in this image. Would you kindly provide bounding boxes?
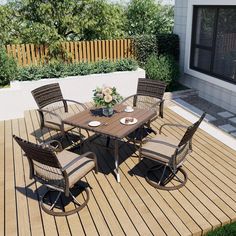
[16,58,138,82]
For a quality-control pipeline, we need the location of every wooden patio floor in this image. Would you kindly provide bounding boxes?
[1,106,236,236]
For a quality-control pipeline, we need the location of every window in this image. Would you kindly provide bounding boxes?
[190,6,236,83]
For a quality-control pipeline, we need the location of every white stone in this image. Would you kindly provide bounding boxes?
[173,99,216,122]
[218,124,236,133]
[170,105,236,151]
[230,132,236,137]
[229,117,236,124]
[218,111,234,118]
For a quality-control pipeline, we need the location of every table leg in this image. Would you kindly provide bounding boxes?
[114,139,120,182]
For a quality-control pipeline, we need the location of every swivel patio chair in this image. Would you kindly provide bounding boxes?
[31,83,87,143]
[139,112,205,190]
[13,135,98,216]
[121,78,167,135]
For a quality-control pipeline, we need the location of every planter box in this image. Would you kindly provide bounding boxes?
[0,69,145,121]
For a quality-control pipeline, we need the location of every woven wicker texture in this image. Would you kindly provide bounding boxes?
[179,112,206,147]
[136,78,166,100]
[31,83,63,109]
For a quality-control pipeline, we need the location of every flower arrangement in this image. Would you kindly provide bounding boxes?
[93,86,123,108]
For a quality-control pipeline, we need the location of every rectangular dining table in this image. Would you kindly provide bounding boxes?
[63,104,157,182]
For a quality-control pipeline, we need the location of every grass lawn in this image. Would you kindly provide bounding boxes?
[207,222,236,236]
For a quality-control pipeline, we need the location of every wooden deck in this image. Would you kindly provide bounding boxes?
[1,106,236,236]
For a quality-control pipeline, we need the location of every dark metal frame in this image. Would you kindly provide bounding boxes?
[31,83,88,143]
[121,78,166,136]
[140,113,206,190]
[190,5,236,84]
[13,135,98,216]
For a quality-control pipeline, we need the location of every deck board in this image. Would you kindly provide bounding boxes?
[1,107,236,235]
[0,121,5,236]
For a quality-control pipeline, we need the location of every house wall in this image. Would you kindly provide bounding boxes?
[174,0,236,113]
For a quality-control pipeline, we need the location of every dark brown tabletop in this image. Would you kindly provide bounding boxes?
[64,105,157,139]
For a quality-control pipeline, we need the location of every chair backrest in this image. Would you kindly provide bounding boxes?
[31,83,64,109]
[137,78,167,100]
[13,135,61,169]
[178,112,206,148]
[173,112,206,167]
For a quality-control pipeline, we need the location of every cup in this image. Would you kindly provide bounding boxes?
[125,105,133,112]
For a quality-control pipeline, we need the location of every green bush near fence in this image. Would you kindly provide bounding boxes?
[145,54,180,91]
[16,58,138,82]
[133,34,158,67]
[134,33,180,91]
[0,47,18,86]
[156,34,179,61]
[134,33,179,65]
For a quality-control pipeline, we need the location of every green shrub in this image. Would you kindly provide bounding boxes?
[16,58,138,82]
[17,66,44,81]
[145,54,180,90]
[93,60,115,74]
[133,35,158,66]
[76,62,94,75]
[115,58,138,71]
[133,33,180,66]
[0,47,18,86]
[156,33,179,61]
[207,222,236,236]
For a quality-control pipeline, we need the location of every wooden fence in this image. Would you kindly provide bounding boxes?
[5,39,134,66]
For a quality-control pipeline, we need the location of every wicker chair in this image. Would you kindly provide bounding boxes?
[121,78,166,135]
[31,83,87,141]
[139,112,205,190]
[13,135,98,216]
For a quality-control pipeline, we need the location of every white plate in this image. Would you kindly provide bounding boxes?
[124,108,134,113]
[88,121,101,127]
[120,117,137,125]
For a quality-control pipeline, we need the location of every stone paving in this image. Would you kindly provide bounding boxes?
[173,95,236,138]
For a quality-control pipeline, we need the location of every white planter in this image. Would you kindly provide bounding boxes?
[1,68,145,121]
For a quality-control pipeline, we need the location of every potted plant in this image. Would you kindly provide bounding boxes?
[93,86,123,116]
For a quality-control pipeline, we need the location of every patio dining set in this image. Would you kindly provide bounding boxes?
[13,78,205,216]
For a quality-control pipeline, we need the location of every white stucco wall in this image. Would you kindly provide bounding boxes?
[174,0,236,113]
[0,69,145,121]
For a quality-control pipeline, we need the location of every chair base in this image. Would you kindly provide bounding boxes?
[145,164,188,191]
[41,185,90,216]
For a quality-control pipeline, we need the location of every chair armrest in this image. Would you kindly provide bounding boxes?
[150,99,163,109]
[159,123,188,134]
[38,109,63,123]
[120,94,136,104]
[63,99,87,110]
[61,152,97,171]
[40,140,63,152]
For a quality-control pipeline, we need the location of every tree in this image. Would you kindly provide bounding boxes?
[81,0,126,40]
[0,4,22,44]
[126,0,173,36]
[1,0,126,44]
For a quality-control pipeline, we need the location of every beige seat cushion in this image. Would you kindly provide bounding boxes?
[44,110,74,132]
[57,150,95,187]
[141,134,179,164]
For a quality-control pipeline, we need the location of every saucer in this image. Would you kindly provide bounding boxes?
[88,121,101,127]
[124,108,134,113]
